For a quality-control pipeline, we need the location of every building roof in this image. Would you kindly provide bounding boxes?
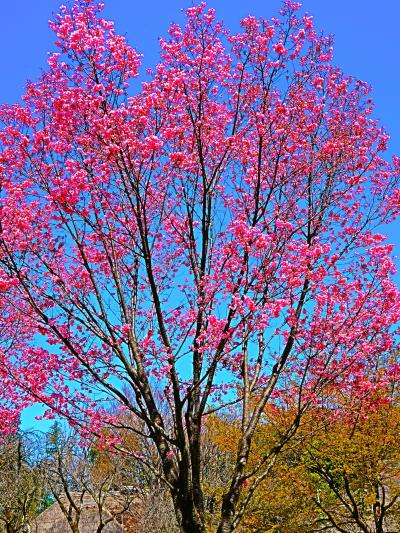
[32,492,141,533]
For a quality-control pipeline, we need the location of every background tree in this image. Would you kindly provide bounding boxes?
[0,0,399,531]
[42,423,141,533]
[43,424,88,533]
[0,433,45,533]
[300,378,400,532]
[204,356,400,532]
[203,402,319,532]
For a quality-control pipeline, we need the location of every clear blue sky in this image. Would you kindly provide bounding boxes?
[2,0,399,430]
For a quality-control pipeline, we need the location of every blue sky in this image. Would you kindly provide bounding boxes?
[1,1,399,429]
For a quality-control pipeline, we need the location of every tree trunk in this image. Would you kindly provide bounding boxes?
[216,488,240,533]
[171,486,205,533]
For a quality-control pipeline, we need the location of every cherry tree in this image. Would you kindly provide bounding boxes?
[0,1,399,531]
